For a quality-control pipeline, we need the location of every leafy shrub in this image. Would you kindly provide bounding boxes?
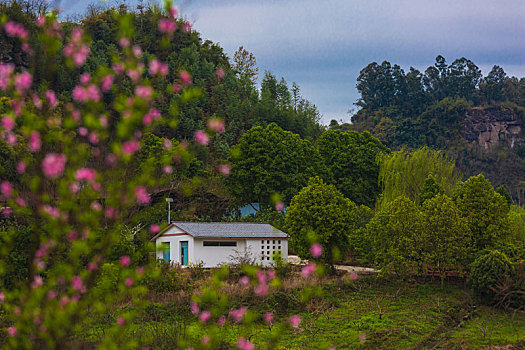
[468,250,515,303]
[141,261,189,293]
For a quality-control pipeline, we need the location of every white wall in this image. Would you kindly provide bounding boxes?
[246,238,288,267]
[193,239,247,268]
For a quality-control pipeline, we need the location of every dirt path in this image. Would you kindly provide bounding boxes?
[287,255,379,276]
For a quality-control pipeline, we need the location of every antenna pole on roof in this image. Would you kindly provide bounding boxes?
[165,198,173,223]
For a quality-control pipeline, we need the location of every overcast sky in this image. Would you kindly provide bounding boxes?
[63,0,525,125]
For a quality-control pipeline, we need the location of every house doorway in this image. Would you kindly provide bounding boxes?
[180,241,188,265]
[162,242,170,261]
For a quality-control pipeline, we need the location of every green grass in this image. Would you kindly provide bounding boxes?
[75,276,525,349]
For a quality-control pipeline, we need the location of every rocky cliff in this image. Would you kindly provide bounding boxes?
[462,106,524,149]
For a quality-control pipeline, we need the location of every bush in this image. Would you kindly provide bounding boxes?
[468,250,515,303]
[141,261,189,293]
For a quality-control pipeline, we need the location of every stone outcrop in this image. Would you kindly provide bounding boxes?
[462,106,524,149]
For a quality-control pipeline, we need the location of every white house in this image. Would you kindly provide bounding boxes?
[150,222,288,268]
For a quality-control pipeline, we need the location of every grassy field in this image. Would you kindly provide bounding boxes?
[75,271,525,349]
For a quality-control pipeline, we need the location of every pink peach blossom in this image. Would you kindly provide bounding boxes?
[190,301,199,315]
[101,75,114,92]
[2,116,14,131]
[7,326,16,337]
[1,181,13,198]
[29,131,41,152]
[229,306,247,323]
[75,168,97,181]
[194,130,209,145]
[41,153,67,179]
[310,243,323,258]
[14,71,32,95]
[263,312,274,325]
[301,263,316,278]
[158,19,176,34]
[119,255,131,267]
[149,224,160,234]
[124,277,134,287]
[179,70,192,85]
[117,317,125,326]
[135,186,150,204]
[290,314,302,328]
[207,118,225,133]
[216,68,225,79]
[199,311,211,323]
[45,90,58,108]
[236,337,254,350]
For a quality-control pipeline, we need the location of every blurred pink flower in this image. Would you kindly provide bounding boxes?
[75,168,97,182]
[349,272,358,281]
[45,90,58,108]
[229,306,247,323]
[179,70,192,85]
[87,262,97,271]
[275,201,285,212]
[5,21,28,39]
[163,165,173,174]
[31,276,43,289]
[149,59,169,76]
[236,337,254,350]
[202,335,210,344]
[199,311,211,323]
[135,186,150,205]
[219,164,230,176]
[182,21,192,33]
[124,277,134,287]
[122,140,140,155]
[217,315,226,327]
[132,45,142,58]
[41,153,67,179]
[120,255,131,267]
[169,6,179,18]
[263,312,274,325]
[254,283,268,297]
[310,243,323,258]
[301,263,316,278]
[1,181,13,198]
[0,292,4,303]
[15,197,25,207]
[207,118,225,133]
[158,19,176,34]
[190,301,199,315]
[117,317,126,326]
[119,37,130,48]
[2,116,14,131]
[194,130,209,145]
[101,75,114,92]
[149,224,160,234]
[80,73,91,84]
[7,327,16,337]
[256,270,267,284]
[135,86,153,101]
[14,71,32,95]
[36,15,45,27]
[90,201,102,211]
[216,68,225,79]
[72,276,85,292]
[267,269,276,280]
[239,276,250,286]
[29,131,41,152]
[290,314,302,328]
[0,63,14,90]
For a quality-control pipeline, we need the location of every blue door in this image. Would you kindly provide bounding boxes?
[180,241,189,265]
[162,242,170,261]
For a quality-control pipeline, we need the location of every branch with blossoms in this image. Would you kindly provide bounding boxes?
[0,2,224,348]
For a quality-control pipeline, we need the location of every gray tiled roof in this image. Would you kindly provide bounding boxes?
[172,222,287,239]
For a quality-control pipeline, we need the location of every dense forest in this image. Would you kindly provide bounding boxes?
[334,57,525,203]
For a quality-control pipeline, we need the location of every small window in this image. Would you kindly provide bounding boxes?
[203,241,237,247]
[278,240,281,244]
[273,246,275,249]
[273,240,275,244]
[278,246,281,250]
[267,240,270,244]
[267,257,270,260]
[267,251,270,255]
[261,240,264,244]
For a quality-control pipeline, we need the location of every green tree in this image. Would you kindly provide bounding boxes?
[418,174,445,205]
[454,174,510,253]
[378,147,461,208]
[285,177,356,264]
[421,194,471,282]
[227,123,326,208]
[365,196,424,276]
[317,129,390,207]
